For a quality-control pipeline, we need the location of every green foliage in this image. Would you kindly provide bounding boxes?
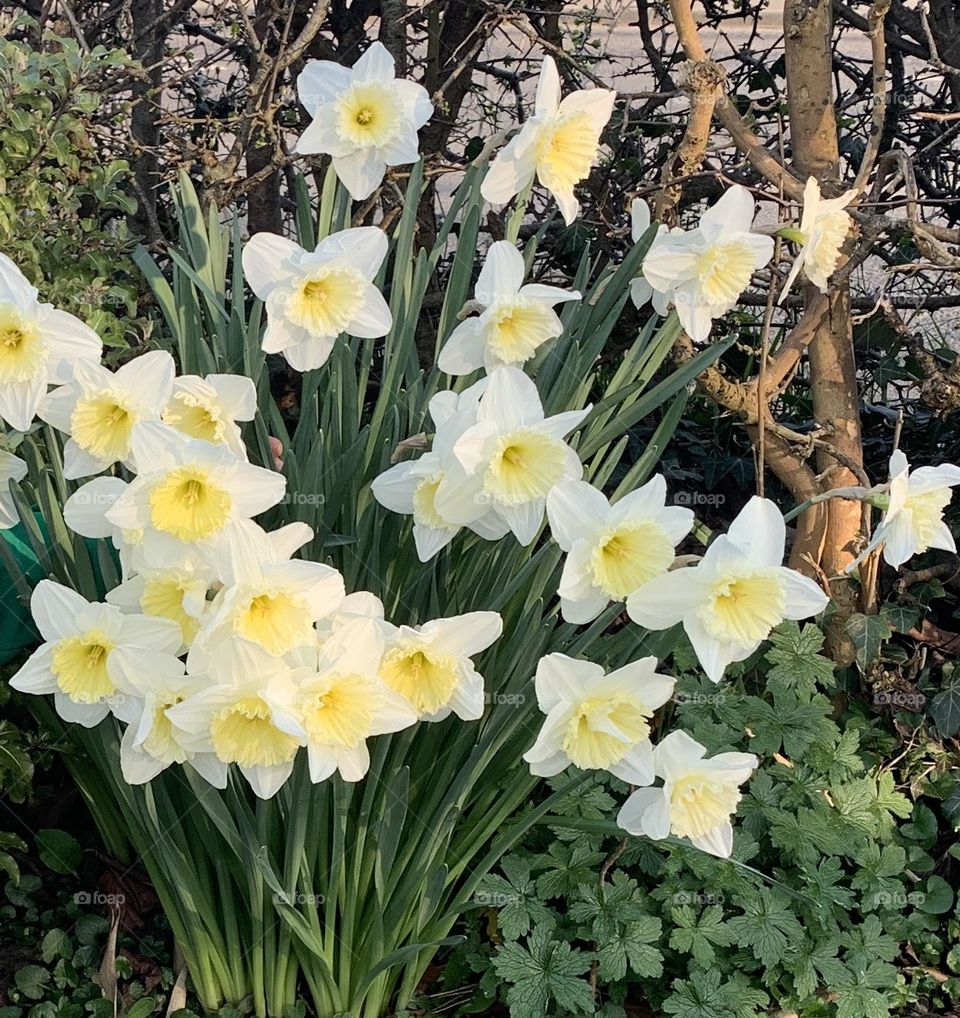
[447,622,960,1017]
[0,21,142,348]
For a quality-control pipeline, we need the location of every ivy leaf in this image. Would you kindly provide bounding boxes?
[728,888,803,968]
[669,905,734,967]
[929,672,960,737]
[845,613,893,672]
[492,926,594,1018]
[764,622,835,694]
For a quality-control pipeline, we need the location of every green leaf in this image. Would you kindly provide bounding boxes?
[493,926,594,1018]
[669,904,735,967]
[764,622,834,694]
[36,829,81,874]
[14,965,49,1000]
[845,613,893,672]
[728,889,803,967]
[929,672,960,737]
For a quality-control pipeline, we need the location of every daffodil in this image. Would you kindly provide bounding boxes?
[437,241,580,374]
[105,422,286,559]
[371,381,509,559]
[626,497,829,682]
[0,450,27,529]
[162,373,257,459]
[435,367,590,545]
[0,252,102,431]
[378,611,502,721]
[106,547,216,650]
[186,518,344,667]
[523,653,674,784]
[546,476,694,623]
[292,617,417,782]
[617,730,757,857]
[108,646,227,787]
[640,186,774,341]
[242,227,392,371]
[296,41,433,200]
[863,450,960,567]
[481,56,615,225]
[10,579,181,727]
[779,177,858,298]
[63,476,146,578]
[167,639,306,799]
[40,350,176,478]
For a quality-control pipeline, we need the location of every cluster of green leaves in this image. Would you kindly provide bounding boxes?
[433,623,960,1018]
[0,20,142,348]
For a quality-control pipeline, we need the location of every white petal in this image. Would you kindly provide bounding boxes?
[423,611,502,658]
[371,461,420,514]
[776,568,830,619]
[535,56,561,116]
[534,653,602,712]
[475,241,525,305]
[413,522,457,561]
[208,373,257,420]
[352,41,394,82]
[437,318,486,376]
[242,233,303,300]
[700,184,755,232]
[347,283,392,339]
[617,786,670,839]
[626,567,704,629]
[0,376,46,432]
[0,252,38,307]
[9,645,57,694]
[32,580,90,641]
[283,336,337,372]
[242,762,295,799]
[311,227,388,278]
[332,149,387,201]
[480,129,538,206]
[116,350,176,416]
[726,496,786,566]
[39,308,103,382]
[499,500,545,545]
[296,60,352,115]
[546,480,607,550]
[683,615,741,684]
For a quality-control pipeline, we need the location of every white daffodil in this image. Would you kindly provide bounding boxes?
[626,497,829,682]
[9,579,181,727]
[162,373,257,459]
[167,639,306,799]
[617,730,757,858]
[779,177,858,298]
[863,450,960,567]
[108,646,227,787]
[63,476,147,579]
[105,423,286,560]
[242,227,391,372]
[523,653,674,784]
[437,241,580,374]
[629,199,670,311]
[187,518,344,666]
[435,367,590,545]
[106,547,216,651]
[0,252,102,432]
[292,617,417,783]
[371,381,509,560]
[40,350,176,479]
[296,41,433,200]
[0,450,27,529]
[640,186,774,342]
[481,56,615,225]
[547,476,694,623]
[377,611,502,721]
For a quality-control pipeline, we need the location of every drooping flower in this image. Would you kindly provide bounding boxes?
[626,497,829,682]
[0,450,27,529]
[296,41,433,200]
[523,653,674,784]
[9,579,181,727]
[108,646,227,787]
[0,252,102,432]
[437,241,580,374]
[167,639,307,799]
[617,730,757,857]
[546,476,694,623]
[186,518,344,667]
[291,617,417,783]
[779,177,858,298]
[862,450,960,567]
[377,611,502,721]
[640,186,774,341]
[242,227,392,372]
[481,56,616,225]
[371,381,509,560]
[435,367,590,545]
[162,373,257,459]
[105,423,286,559]
[39,351,176,479]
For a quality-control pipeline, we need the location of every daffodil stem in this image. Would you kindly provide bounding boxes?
[782,484,877,523]
[505,180,534,243]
